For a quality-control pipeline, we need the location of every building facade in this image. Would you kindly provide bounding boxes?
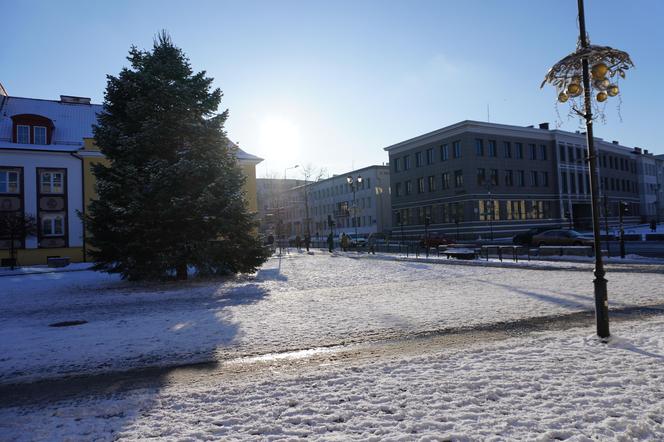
[385,120,643,239]
[0,88,262,266]
[279,165,391,240]
[256,178,308,235]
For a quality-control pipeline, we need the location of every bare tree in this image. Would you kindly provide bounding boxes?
[301,164,327,237]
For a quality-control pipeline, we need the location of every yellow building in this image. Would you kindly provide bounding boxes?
[0,89,262,267]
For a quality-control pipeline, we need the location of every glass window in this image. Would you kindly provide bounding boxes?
[426,148,433,165]
[453,141,461,159]
[404,155,411,170]
[515,143,523,159]
[42,214,65,236]
[34,126,47,145]
[530,171,538,186]
[405,181,412,195]
[415,152,423,167]
[393,158,401,172]
[541,171,549,187]
[0,170,20,193]
[40,171,64,194]
[17,125,30,144]
[562,172,568,193]
[517,170,525,187]
[442,172,450,189]
[418,177,424,193]
[488,140,496,157]
[440,144,449,161]
[476,168,486,185]
[428,175,435,192]
[475,139,484,156]
[529,144,537,160]
[559,144,566,162]
[540,144,547,161]
[504,141,512,158]
[490,169,499,186]
[505,170,513,186]
[454,170,464,187]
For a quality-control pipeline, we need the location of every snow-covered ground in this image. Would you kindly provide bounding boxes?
[2,317,663,441]
[2,252,663,384]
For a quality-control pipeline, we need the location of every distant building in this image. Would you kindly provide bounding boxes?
[279,165,391,239]
[0,87,261,265]
[384,120,644,239]
[256,178,308,235]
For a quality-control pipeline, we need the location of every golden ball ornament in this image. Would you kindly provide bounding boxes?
[596,91,608,102]
[567,83,582,97]
[591,63,609,80]
[594,78,610,90]
[558,92,569,103]
[607,84,619,97]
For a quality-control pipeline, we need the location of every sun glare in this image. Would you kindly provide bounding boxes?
[258,116,301,161]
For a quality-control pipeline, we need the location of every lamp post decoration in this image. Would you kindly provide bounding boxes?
[346,174,363,244]
[541,0,634,339]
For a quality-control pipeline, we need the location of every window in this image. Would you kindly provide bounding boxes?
[442,172,450,190]
[530,170,538,186]
[0,170,20,193]
[576,148,582,162]
[34,126,47,145]
[488,140,496,157]
[541,171,549,187]
[40,171,64,194]
[475,139,484,156]
[515,143,523,159]
[418,177,425,193]
[415,152,423,167]
[578,173,585,194]
[540,144,547,161]
[426,148,433,165]
[476,168,486,185]
[454,170,464,187]
[404,155,411,170]
[490,169,498,186]
[393,158,401,172]
[428,175,436,192]
[395,183,402,197]
[562,172,568,193]
[505,170,514,186]
[441,144,449,161]
[516,170,525,187]
[504,141,512,158]
[17,125,30,144]
[559,144,566,162]
[568,146,575,162]
[570,172,576,193]
[41,214,65,236]
[527,144,536,160]
[453,141,461,159]
[405,181,412,195]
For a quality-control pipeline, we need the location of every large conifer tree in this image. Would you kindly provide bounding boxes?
[87,33,268,280]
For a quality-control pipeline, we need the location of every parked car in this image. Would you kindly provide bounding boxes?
[512,227,557,245]
[531,229,594,247]
[345,233,368,247]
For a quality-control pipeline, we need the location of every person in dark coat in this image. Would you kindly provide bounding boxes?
[295,235,302,251]
[304,233,311,252]
[327,232,334,253]
[650,219,657,232]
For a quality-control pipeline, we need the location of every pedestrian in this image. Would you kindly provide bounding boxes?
[341,233,349,252]
[650,219,657,232]
[295,235,302,251]
[367,233,376,255]
[327,232,334,253]
[304,233,311,252]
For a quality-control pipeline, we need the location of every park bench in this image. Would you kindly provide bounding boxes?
[441,244,478,260]
[47,257,71,268]
[537,246,606,257]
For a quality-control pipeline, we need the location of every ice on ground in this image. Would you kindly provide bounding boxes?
[1,318,663,440]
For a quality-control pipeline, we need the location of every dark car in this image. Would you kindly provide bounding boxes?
[512,227,556,245]
[531,229,594,247]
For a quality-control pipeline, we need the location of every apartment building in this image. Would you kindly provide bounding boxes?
[384,120,642,239]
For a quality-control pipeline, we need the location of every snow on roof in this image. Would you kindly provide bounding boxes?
[226,139,263,164]
[0,96,102,148]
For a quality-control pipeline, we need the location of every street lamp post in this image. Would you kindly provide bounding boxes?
[346,174,363,246]
[541,0,633,339]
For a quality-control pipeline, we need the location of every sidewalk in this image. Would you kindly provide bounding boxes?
[0,262,95,277]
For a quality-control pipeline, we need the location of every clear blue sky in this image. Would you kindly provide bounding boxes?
[3,0,663,177]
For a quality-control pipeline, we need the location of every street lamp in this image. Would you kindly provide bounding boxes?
[284,164,299,180]
[541,0,634,339]
[346,174,363,244]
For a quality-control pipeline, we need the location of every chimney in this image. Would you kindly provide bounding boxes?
[612,140,619,144]
[60,95,91,105]
[644,149,649,155]
[539,122,549,130]
[634,147,642,154]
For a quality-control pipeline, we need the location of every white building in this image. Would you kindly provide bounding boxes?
[281,165,391,239]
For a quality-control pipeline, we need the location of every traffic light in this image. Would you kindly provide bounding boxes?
[619,201,629,214]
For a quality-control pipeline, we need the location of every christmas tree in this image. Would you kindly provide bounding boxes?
[87,32,268,280]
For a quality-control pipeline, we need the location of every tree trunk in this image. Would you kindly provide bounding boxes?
[176,263,188,280]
